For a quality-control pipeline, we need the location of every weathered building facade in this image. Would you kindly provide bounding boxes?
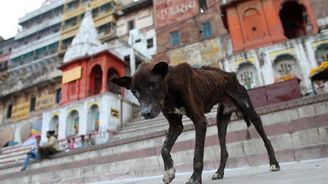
[153,0,227,67]
[153,0,328,95]
[116,0,156,60]
[0,0,65,145]
[0,38,14,80]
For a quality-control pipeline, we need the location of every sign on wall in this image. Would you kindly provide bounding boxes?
[154,0,198,29]
[169,38,224,66]
[62,66,82,84]
[37,94,55,110]
[12,102,29,122]
[111,109,119,119]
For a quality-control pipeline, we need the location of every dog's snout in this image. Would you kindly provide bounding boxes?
[142,111,153,118]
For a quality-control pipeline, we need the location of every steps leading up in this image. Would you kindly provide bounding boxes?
[0,94,328,184]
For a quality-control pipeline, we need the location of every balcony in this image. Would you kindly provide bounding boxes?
[8,53,61,76]
[16,16,62,40]
[18,0,64,23]
[11,33,60,59]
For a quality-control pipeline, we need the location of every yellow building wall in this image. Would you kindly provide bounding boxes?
[59,0,118,53]
[3,83,61,123]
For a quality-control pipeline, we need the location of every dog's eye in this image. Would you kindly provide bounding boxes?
[148,82,155,90]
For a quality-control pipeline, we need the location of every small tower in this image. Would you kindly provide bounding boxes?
[60,8,127,104]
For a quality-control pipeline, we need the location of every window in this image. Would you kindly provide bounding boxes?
[279,1,308,39]
[199,0,207,13]
[135,39,141,43]
[147,38,154,49]
[64,17,77,30]
[92,8,99,17]
[62,37,73,49]
[124,55,130,63]
[30,96,36,112]
[201,22,212,39]
[55,88,61,104]
[128,20,135,31]
[6,104,12,119]
[67,0,79,11]
[98,23,112,35]
[100,3,111,14]
[170,31,180,47]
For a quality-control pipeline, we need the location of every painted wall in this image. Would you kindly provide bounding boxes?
[221,31,328,95]
[169,37,224,66]
[154,0,199,29]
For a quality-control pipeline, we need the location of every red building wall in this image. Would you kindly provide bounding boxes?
[222,0,318,52]
[153,0,227,63]
[60,51,127,104]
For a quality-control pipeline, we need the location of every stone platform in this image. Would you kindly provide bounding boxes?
[98,158,328,184]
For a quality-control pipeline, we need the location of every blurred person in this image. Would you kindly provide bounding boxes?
[76,135,86,148]
[85,134,95,146]
[67,136,75,150]
[38,130,60,159]
[20,135,41,171]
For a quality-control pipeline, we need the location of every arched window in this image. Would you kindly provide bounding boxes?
[89,65,103,95]
[66,110,79,136]
[237,62,258,89]
[273,54,302,81]
[107,68,121,94]
[315,43,328,65]
[87,105,100,133]
[279,1,308,39]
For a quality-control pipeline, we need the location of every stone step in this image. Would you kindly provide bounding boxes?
[123,105,219,130]
[0,94,327,183]
[1,127,327,184]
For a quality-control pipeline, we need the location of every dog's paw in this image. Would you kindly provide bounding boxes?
[163,168,176,184]
[186,177,201,184]
[270,164,280,172]
[211,171,224,180]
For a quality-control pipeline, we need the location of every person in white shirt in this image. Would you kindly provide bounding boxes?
[21,135,41,171]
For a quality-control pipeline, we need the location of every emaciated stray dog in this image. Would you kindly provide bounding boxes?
[111,62,280,184]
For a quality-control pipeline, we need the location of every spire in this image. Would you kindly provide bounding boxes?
[63,8,106,63]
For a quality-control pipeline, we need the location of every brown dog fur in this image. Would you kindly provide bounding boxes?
[111,62,279,184]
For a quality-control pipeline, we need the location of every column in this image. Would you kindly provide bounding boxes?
[58,108,67,140]
[79,103,88,135]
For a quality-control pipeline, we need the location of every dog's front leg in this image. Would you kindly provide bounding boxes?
[187,115,208,184]
[161,113,183,184]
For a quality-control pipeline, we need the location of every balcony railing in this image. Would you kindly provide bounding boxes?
[16,16,62,40]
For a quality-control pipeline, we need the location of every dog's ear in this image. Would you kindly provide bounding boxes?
[152,62,169,76]
[110,76,132,90]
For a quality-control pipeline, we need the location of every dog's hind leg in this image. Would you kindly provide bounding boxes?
[227,86,280,172]
[246,107,280,171]
[212,105,232,180]
[162,113,184,184]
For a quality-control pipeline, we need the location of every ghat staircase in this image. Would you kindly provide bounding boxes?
[0,94,327,184]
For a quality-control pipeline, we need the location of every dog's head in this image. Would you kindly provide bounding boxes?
[111,62,169,119]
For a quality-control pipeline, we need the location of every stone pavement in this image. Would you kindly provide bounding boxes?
[95,158,328,184]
